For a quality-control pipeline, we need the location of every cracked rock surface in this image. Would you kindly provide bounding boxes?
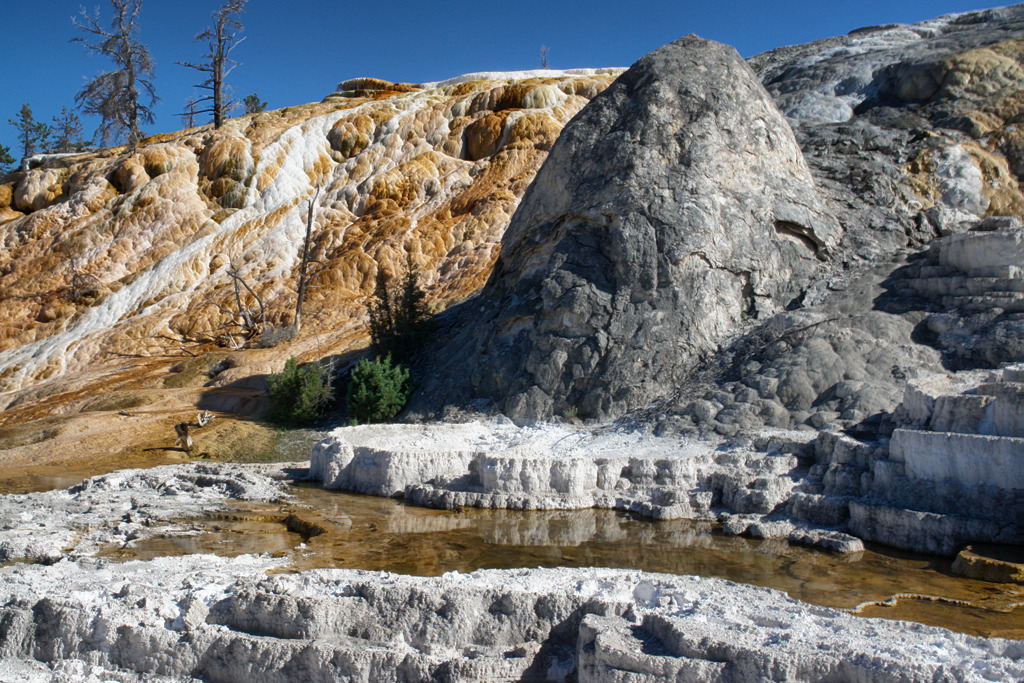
[411,35,839,422]
[312,421,865,554]
[2,560,1021,682]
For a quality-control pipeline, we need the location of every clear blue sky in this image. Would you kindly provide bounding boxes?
[2,1,1005,150]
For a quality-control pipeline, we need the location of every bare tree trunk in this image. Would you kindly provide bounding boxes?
[219,266,265,343]
[294,185,321,334]
[213,53,224,128]
[117,1,141,151]
[177,0,245,129]
[71,0,156,152]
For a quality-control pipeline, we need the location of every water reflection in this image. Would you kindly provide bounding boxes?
[108,484,1024,639]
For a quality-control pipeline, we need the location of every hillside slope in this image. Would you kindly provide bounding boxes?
[3,5,1024,463]
[0,70,620,465]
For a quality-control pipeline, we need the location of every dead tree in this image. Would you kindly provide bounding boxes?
[294,185,322,334]
[66,264,102,304]
[209,266,265,347]
[177,0,246,129]
[72,0,157,152]
[174,411,215,452]
[180,96,200,129]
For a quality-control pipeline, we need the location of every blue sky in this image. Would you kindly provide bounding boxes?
[2,1,1004,150]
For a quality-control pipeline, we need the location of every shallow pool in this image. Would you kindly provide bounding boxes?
[98,483,1024,639]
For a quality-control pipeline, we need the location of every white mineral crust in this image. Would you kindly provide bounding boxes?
[0,557,1020,682]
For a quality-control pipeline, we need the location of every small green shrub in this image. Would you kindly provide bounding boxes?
[267,357,333,425]
[346,354,411,424]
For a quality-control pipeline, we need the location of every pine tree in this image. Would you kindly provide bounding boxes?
[0,143,15,174]
[346,354,410,424]
[367,254,432,362]
[8,104,50,159]
[394,253,430,359]
[368,267,395,357]
[242,93,266,114]
[50,107,90,153]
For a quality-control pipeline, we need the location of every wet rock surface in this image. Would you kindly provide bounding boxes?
[312,421,864,554]
[0,462,293,564]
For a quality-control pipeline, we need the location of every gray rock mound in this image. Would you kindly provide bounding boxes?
[650,218,1024,441]
[847,364,1024,555]
[907,218,1024,368]
[414,36,838,422]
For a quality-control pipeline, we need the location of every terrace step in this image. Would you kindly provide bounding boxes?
[888,428,1024,489]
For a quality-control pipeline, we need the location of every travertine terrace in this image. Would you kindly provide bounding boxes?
[0,69,620,401]
[2,4,1024,680]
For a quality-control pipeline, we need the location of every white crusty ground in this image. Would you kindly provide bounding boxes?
[0,556,1021,682]
[0,462,293,564]
[0,427,1020,680]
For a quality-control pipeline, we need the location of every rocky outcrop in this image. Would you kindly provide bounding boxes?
[1,559,1020,682]
[413,36,839,422]
[0,462,292,564]
[4,7,1024,441]
[906,218,1024,368]
[312,421,864,553]
[644,217,1024,441]
[756,6,1024,255]
[625,224,1024,555]
[412,7,1024,425]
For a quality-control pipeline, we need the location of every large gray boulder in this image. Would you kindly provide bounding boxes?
[416,36,839,421]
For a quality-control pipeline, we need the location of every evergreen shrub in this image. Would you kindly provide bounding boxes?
[267,357,333,425]
[346,354,410,424]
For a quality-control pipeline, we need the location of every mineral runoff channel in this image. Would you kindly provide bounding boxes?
[83,482,1024,640]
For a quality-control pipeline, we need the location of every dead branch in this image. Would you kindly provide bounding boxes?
[66,265,102,304]
[173,410,215,452]
[205,266,266,347]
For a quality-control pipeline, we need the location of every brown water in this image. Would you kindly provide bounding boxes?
[99,483,1024,639]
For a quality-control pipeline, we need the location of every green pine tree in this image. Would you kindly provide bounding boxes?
[367,253,433,363]
[266,357,333,425]
[8,104,50,159]
[242,93,267,114]
[0,143,14,174]
[50,107,90,152]
[346,354,410,424]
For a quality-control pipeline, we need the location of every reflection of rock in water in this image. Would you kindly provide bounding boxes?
[480,510,601,547]
[105,518,303,561]
[5,466,1021,640]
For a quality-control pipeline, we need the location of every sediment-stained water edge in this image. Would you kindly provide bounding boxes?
[92,481,1024,640]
